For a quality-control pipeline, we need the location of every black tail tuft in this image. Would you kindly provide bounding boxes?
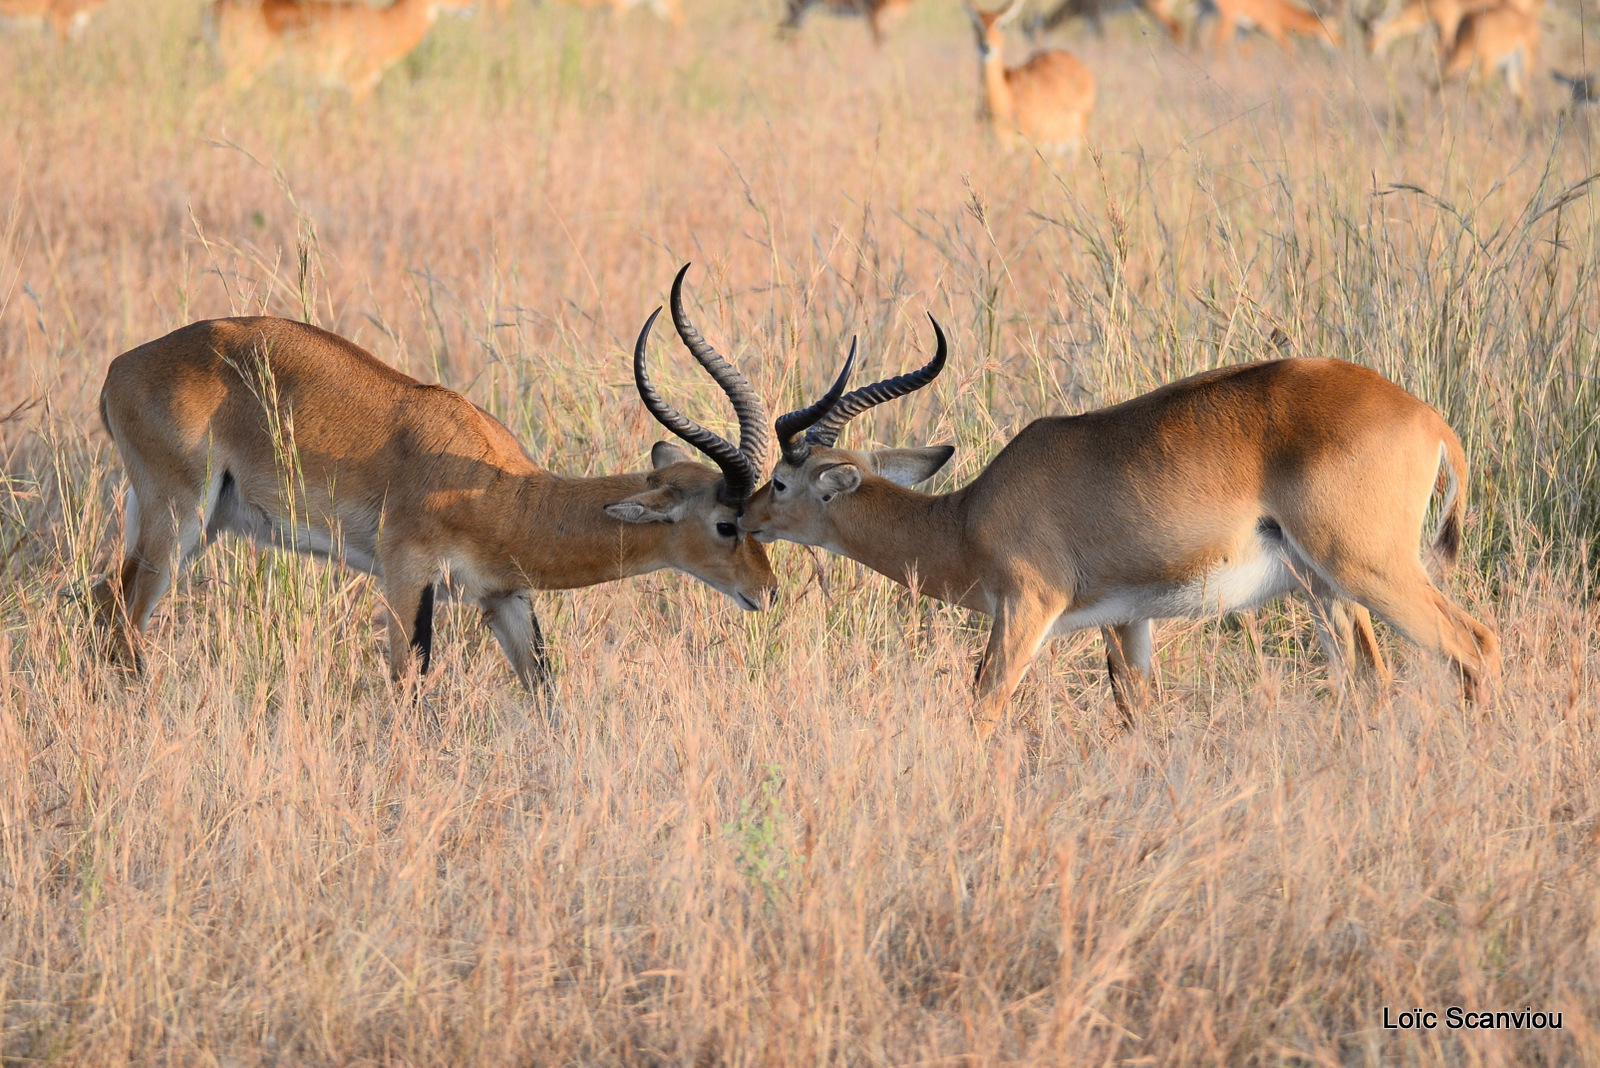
[1435,506,1461,570]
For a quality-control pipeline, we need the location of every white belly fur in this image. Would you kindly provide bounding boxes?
[1052,542,1301,635]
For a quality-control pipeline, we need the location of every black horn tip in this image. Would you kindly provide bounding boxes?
[671,261,693,297]
[634,306,664,359]
[926,315,949,373]
[826,343,856,406]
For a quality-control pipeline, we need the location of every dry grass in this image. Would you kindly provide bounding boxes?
[3,0,1600,1063]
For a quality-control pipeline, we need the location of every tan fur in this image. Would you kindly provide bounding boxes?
[1366,0,1489,56]
[90,317,778,688]
[1201,0,1340,51]
[209,0,473,102]
[0,0,108,37]
[744,356,1499,736]
[781,0,920,45]
[966,0,1096,159]
[1441,0,1540,101]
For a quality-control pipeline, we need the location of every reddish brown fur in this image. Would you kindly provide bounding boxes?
[1441,0,1541,101]
[1201,0,1340,51]
[209,0,474,101]
[91,317,777,688]
[967,0,1095,158]
[0,0,108,37]
[743,357,1499,736]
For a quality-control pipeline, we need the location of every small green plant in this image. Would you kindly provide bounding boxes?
[722,764,793,908]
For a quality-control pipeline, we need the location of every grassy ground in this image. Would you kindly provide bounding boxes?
[3,0,1600,1062]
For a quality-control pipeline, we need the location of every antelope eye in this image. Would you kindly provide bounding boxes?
[773,479,787,493]
[716,522,737,538]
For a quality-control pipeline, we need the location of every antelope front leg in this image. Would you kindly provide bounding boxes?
[481,589,554,700]
[383,575,439,685]
[972,592,1062,740]
[1102,620,1152,728]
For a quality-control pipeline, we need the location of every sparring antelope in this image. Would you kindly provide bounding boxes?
[90,266,777,691]
[966,0,1096,159]
[208,0,473,101]
[780,0,920,45]
[1196,0,1340,51]
[740,325,1499,736]
[1440,0,1540,102]
[0,0,109,37]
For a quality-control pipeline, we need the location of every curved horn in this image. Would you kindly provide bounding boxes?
[632,306,759,504]
[775,340,855,466]
[670,263,771,474]
[805,314,948,448]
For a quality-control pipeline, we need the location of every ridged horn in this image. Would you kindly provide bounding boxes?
[805,315,948,448]
[632,305,760,506]
[669,263,770,474]
[775,340,855,467]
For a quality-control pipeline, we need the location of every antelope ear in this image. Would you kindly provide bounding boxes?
[815,462,863,499]
[650,441,694,469]
[870,445,955,487]
[605,485,686,524]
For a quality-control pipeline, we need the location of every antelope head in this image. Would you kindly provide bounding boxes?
[740,316,954,551]
[965,0,1025,58]
[611,264,779,610]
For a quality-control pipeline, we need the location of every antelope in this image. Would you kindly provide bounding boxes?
[740,325,1500,737]
[966,0,1096,159]
[1440,0,1540,102]
[1365,0,1493,57]
[1196,0,1340,51]
[1034,0,1183,43]
[0,0,108,37]
[780,0,919,45]
[90,266,778,692]
[208,0,474,102]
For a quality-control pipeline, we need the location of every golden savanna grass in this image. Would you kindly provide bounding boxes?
[3,0,1600,1062]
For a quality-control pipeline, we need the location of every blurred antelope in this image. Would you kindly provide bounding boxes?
[780,0,919,44]
[91,266,778,691]
[1366,0,1493,56]
[1441,0,1540,101]
[741,328,1498,736]
[1035,0,1184,42]
[966,0,1096,159]
[1197,0,1339,50]
[208,0,474,101]
[0,0,109,37]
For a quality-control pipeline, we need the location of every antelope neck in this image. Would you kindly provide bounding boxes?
[981,49,1014,118]
[508,472,675,589]
[829,480,985,612]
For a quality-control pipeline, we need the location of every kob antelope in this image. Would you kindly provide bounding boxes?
[780,0,920,45]
[966,0,1096,159]
[1365,0,1495,58]
[0,0,108,37]
[1035,0,1184,43]
[208,0,473,101]
[91,266,778,691]
[741,327,1499,736]
[1196,0,1340,51]
[1441,0,1541,102]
